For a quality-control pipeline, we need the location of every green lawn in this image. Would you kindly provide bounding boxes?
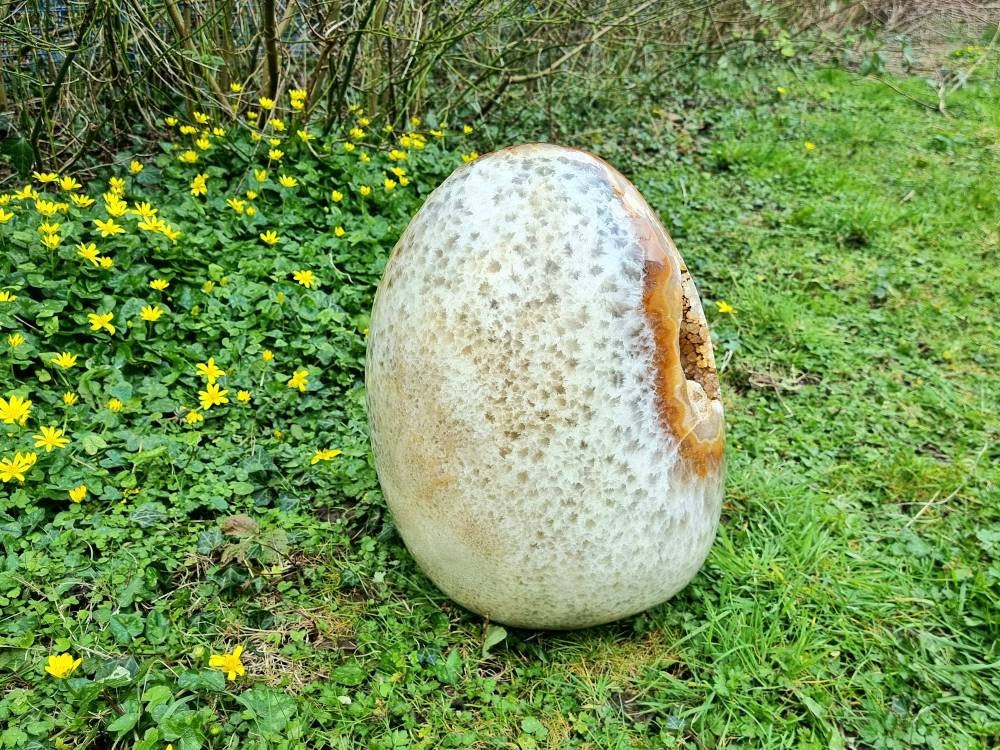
[1,56,997,748]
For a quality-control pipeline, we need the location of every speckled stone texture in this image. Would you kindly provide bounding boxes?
[366,143,725,630]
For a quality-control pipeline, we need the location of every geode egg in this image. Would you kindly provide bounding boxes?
[365,143,724,630]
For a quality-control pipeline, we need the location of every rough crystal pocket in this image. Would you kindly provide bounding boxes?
[366,144,725,629]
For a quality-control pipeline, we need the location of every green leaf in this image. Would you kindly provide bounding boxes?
[330,660,366,686]
[141,684,175,710]
[109,613,145,644]
[482,624,508,657]
[145,609,171,645]
[80,433,109,455]
[236,687,297,733]
[1,137,33,178]
[177,669,226,692]
[107,698,141,735]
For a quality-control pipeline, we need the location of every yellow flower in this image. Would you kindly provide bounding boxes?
[0,394,32,425]
[108,398,123,412]
[390,167,407,178]
[359,152,371,163]
[398,135,412,149]
[804,141,816,151]
[270,118,286,132]
[259,230,280,246]
[399,176,410,186]
[383,178,396,191]
[0,208,14,223]
[213,127,225,137]
[209,645,246,681]
[98,256,113,269]
[44,653,82,679]
[715,300,735,315]
[104,195,129,217]
[140,305,163,322]
[278,175,297,188]
[236,390,252,403]
[179,150,198,164]
[287,369,309,392]
[310,448,343,464]
[349,127,365,141]
[255,169,268,183]
[199,382,229,410]
[33,425,69,452]
[776,86,787,95]
[190,174,208,197]
[94,218,125,237]
[40,234,61,250]
[357,116,370,127]
[165,116,178,126]
[179,125,197,136]
[70,193,95,208]
[268,149,284,161]
[230,82,243,93]
[461,151,479,163]
[334,226,345,238]
[430,129,443,138]
[193,111,209,124]
[291,99,305,111]
[273,429,284,441]
[150,279,170,291]
[275,291,285,304]
[7,333,25,349]
[108,176,126,194]
[463,124,474,134]
[34,171,59,183]
[262,350,274,362]
[245,190,258,200]
[226,197,246,214]
[289,88,307,101]
[88,311,116,335]
[60,175,82,191]
[0,194,9,205]
[51,352,78,368]
[258,96,275,110]
[292,270,316,288]
[76,244,101,269]
[0,291,17,303]
[250,131,263,142]
[69,484,87,503]
[268,137,281,147]
[297,129,313,142]
[15,185,39,201]
[129,160,144,174]
[196,357,225,383]
[245,206,257,217]
[185,410,204,425]
[342,142,355,153]
[0,452,37,482]
[63,392,79,406]
[330,190,343,202]
[132,201,157,220]
[388,149,406,161]
[35,199,59,217]
[410,116,421,126]
[160,224,181,242]
[358,185,371,197]
[195,136,211,151]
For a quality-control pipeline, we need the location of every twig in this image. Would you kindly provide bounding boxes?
[904,441,991,529]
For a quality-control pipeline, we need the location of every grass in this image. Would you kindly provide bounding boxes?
[0,52,998,748]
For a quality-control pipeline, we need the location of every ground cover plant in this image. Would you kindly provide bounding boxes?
[1,48,998,749]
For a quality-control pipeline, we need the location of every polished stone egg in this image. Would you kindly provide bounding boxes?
[366,144,725,629]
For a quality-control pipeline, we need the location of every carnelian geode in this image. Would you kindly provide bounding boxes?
[365,144,725,629]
